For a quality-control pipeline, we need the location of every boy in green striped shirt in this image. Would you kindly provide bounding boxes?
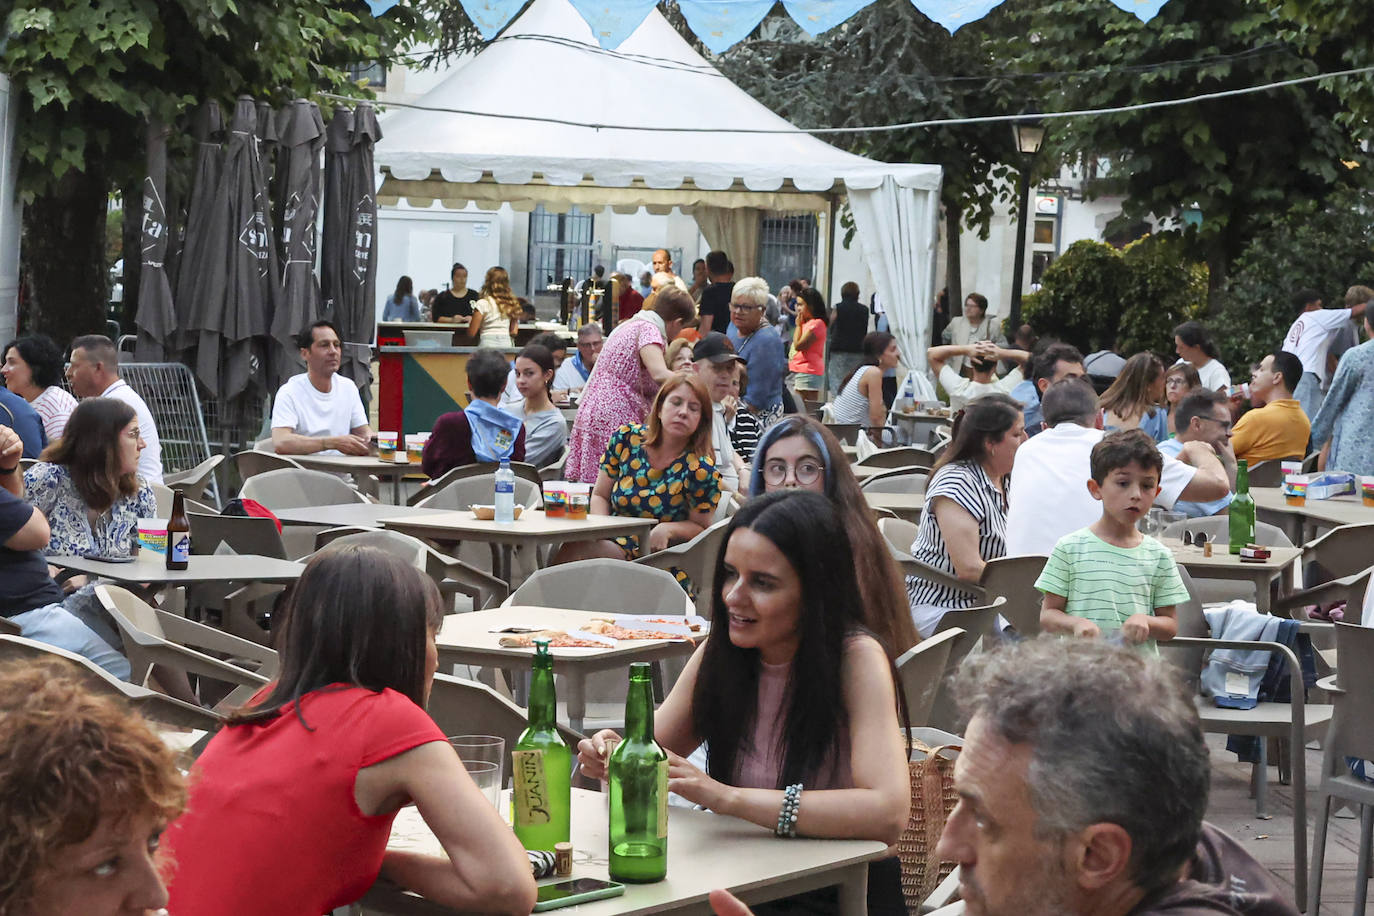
[1037,429,1190,653]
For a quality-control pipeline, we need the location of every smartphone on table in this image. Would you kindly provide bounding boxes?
[532,877,626,911]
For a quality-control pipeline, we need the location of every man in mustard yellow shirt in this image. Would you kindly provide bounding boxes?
[1231,350,1311,461]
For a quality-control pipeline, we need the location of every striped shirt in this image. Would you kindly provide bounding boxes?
[905,460,1008,611]
[32,385,78,442]
[727,409,761,463]
[830,367,873,426]
[1034,528,1190,655]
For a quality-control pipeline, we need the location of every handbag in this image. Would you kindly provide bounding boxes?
[897,738,961,910]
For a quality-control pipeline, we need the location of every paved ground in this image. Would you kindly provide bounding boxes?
[1205,734,1366,914]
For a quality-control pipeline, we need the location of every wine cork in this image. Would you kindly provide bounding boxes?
[555,841,573,876]
[1203,542,1213,557]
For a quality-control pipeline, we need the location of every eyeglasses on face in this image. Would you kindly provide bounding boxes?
[762,458,825,486]
[730,303,764,312]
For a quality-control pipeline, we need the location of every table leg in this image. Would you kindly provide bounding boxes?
[836,862,870,916]
[567,672,587,734]
[1256,572,1271,614]
[499,545,515,585]
[391,473,402,505]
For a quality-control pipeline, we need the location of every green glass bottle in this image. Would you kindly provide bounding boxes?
[511,638,571,851]
[1228,459,1256,554]
[608,662,668,883]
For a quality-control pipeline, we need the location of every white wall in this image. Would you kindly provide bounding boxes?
[375,204,501,319]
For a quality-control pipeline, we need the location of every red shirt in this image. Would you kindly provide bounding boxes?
[165,687,445,916]
[618,287,645,323]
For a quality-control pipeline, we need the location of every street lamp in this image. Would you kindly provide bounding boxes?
[1008,119,1046,332]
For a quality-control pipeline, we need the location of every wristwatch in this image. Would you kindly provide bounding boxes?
[0,465,16,475]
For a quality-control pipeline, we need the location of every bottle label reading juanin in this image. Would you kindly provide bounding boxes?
[512,749,551,827]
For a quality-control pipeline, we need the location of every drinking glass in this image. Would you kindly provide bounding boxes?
[449,735,505,809]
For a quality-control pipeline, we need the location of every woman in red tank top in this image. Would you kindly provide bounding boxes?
[163,545,536,916]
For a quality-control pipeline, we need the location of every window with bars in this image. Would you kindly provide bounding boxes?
[756,213,817,295]
[527,205,594,296]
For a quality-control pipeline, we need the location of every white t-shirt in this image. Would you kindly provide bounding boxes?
[475,297,515,348]
[1175,357,1231,391]
[710,405,739,497]
[270,372,367,456]
[100,379,163,484]
[938,365,1023,411]
[1283,308,1354,380]
[1004,422,1197,556]
[554,359,592,393]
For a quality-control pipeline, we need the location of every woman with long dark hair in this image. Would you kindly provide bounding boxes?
[2,334,78,441]
[788,288,829,407]
[748,415,918,658]
[23,397,153,558]
[382,275,421,321]
[1173,320,1230,391]
[511,342,568,468]
[577,491,910,914]
[165,546,535,916]
[829,331,900,442]
[1100,352,1168,442]
[906,393,1026,637]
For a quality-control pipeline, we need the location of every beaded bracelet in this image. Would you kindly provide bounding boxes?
[775,783,803,837]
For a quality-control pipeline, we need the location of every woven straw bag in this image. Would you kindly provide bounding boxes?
[897,739,960,910]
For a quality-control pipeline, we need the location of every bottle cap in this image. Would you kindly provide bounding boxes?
[533,636,551,655]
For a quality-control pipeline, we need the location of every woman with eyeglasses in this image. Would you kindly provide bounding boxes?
[23,397,153,559]
[726,278,787,430]
[1163,362,1200,436]
[747,416,918,658]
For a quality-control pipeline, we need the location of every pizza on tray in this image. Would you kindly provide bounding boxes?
[497,630,609,649]
[581,620,694,641]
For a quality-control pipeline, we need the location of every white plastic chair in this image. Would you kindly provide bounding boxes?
[314,526,508,611]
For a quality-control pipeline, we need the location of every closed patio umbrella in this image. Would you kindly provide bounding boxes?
[193,97,279,411]
[134,118,177,361]
[269,98,326,389]
[172,101,224,360]
[320,103,382,393]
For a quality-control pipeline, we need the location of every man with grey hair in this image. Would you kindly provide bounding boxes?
[938,638,1295,916]
[65,334,163,483]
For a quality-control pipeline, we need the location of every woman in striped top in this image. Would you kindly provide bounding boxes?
[906,393,1026,637]
[2,335,78,443]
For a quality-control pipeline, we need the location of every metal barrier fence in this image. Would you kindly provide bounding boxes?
[118,363,268,505]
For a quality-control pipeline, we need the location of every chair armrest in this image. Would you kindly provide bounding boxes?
[1158,637,1310,732]
[893,549,986,601]
[154,609,279,666]
[1272,567,1372,617]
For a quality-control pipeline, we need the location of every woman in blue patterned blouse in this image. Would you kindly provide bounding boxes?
[23,397,155,559]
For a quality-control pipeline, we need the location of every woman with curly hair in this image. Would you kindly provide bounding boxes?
[2,334,78,442]
[0,659,187,916]
[468,266,524,349]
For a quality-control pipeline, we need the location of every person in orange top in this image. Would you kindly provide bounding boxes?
[1231,350,1311,462]
[788,288,828,407]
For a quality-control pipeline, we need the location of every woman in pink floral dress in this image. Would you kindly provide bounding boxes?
[564,288,696,482]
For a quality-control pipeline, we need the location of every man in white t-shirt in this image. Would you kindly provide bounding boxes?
[66,335,164,484]
[270,321,371,456]
[1282,286,1369,420]
[1005,378,1231,556]
[928,340,1029,411]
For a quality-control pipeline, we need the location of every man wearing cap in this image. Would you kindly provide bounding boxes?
[693,332,748,505]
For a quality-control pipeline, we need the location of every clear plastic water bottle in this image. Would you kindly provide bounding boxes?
[495,458,516,523]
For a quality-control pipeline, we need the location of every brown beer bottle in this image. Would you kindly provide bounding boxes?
[166,490,190,570]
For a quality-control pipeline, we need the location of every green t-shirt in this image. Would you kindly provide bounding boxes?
[1035,528,1191,654]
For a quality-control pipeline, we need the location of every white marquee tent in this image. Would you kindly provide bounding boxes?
[374,0,943,367]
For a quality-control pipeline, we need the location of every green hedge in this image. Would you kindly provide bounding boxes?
[1021,234,1206,357]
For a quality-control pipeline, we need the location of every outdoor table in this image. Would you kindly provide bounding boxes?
[890,410,951,448]
[433,606,700,732]
[1251,486,1373,544]
[273,503,451,529]
[287,453,424,504]
[1161,537,1302,614]
[46,552,305,585]
[366,788,885,915]
[378,509,658,584]
[864,491,925,523]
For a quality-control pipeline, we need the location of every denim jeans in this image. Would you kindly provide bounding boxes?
[9,602,131,680]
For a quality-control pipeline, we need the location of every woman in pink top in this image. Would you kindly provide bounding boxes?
[164,546,535,916]
[564,287,696,482]
[577,491,910,915]
[788,288,829,408]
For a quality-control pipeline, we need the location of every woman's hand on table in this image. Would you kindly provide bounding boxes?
[576,729,622,780]
[667,750,732,813]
